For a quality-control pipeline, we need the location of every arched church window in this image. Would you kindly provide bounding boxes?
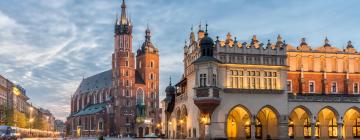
[150,61,154,68]
[150,73,154,80]
[136,88,144,105]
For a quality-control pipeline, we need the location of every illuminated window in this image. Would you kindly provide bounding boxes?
[353,117,360,138]
[255,118,262,139]
[331,82,337,93]
[287,80,292,92]
[304,118,311,138]
[245,121,251,138]
[315,121,320,138]
[354,83,359,94]
[309,81,315,93]
[288,119,294,138]
[328,118,338,138]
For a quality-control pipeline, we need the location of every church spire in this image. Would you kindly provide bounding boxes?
[145,24,151,42]
[120,0,127,25]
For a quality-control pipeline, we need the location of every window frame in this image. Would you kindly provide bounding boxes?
[331,82,338,94]
[309,81,315,93]
[287,80,292,93]
[354,82,359,94]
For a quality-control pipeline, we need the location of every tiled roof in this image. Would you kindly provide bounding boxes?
[72,102,107,117]
[76,70,112,94]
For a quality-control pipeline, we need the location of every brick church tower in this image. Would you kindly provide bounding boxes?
[112,0,160,137]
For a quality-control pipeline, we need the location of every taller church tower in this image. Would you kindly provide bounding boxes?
[112,0,137,136]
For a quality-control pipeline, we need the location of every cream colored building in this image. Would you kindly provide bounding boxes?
[162,25,360,140]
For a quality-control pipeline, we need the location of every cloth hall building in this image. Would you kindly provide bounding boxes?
[162,25,360,139]
[67,0,160,137]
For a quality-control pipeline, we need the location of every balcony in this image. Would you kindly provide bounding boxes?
[194,87,220,98]
[193,86,221,114]
[288,93,360,103]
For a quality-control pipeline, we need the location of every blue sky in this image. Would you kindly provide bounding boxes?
[0,0,359,120]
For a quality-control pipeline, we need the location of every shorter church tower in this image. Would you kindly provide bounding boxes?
[135,25,160,136]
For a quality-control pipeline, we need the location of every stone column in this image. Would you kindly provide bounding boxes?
[279,120,289,139]
[338,122,343,140]
[311,122,316,140]
[251,122,256,139]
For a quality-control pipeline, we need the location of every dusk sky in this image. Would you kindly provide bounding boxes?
[1,0,360,121]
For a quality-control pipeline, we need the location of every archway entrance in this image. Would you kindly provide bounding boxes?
[343,107,360,139]
[145,127,149,135]
[138,127,143,137]
[226,106,251,139]
[179,105,188,139]
[317,107,338,139]
[288,107,312,139]
[256,106,279,139]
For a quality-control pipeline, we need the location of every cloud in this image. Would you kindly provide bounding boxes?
[0,0,360,121]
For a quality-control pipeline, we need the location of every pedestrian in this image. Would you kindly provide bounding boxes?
[98,135,104,140]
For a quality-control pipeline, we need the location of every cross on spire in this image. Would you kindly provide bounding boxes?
[169,76,172,86]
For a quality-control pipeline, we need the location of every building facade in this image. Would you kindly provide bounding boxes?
[0,75,8,124]
[68,0,160,137]
[162,25,360,139]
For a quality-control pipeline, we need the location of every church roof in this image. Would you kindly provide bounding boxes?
[76,70,112,94]
[71,102,107,117]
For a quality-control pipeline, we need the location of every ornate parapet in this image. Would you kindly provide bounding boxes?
[288,93,360,103]
[223,88,285,94]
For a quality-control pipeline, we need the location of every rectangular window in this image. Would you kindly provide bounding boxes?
[354,83,359,94]
[200,74,207,87]
[309,81,315,93]
[331,82,337,93]
[287,80,292,92]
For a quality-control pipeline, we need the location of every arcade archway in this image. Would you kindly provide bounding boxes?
[343,107,360,139]
[226,105,251,139]
[256,106,279,139]
[288,106,312,139]
[316,107,339,139]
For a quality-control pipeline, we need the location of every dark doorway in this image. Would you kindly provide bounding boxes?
[145,127,150,135]
[138,127,143,137]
